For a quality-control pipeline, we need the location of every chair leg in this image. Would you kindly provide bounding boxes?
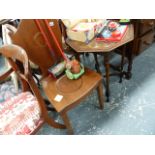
[45,115,66,129]
[32,72,41,87]
[97,82,104,110]
[60,112,74,135]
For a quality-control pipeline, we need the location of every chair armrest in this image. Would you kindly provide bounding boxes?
[0,68,13,81]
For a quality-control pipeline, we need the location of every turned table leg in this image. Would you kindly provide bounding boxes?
[93,53,101,73]
[119,44,126,83]
[103,54,110,102]
[126,41,134,79]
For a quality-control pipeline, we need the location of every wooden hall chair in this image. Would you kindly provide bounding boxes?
[2,20,104,134]
[0,44,65,135]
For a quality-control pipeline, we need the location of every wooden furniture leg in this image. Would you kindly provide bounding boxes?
[32,72,41,87]
[103,54,110,102]
[97,82,104,109]
[45,116,66,129]
[126,41,134,79]
[93,53,101,73]
[61,112,74,135]
[75,53,81,61]
[119,45,126,83]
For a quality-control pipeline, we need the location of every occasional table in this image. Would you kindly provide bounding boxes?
[66,24,134,101]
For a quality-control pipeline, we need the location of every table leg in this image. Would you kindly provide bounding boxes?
[103,54,110,102]
[93,53,101,73]
[75,53,81,61]
[126,42,134,79]
[119,44,126,83]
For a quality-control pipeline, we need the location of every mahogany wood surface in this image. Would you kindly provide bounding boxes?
[41,68,103,113]
[66,25,134,53]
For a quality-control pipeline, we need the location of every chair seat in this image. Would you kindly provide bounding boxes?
[0,92,43,135]
[41,68,102,113]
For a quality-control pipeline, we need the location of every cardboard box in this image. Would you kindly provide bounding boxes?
[63,19,107,43]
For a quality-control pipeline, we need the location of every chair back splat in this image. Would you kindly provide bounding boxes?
[4,19,63,76]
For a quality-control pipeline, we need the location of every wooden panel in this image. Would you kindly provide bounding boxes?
[131,19,155,56]
[137,30,155,55]
[138,20,154,36]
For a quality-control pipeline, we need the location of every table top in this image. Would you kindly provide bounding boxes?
[66,24,134,53]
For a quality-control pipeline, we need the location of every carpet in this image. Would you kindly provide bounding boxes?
[38,43,155,135]
[1,43,155,134]
[0,81,20,103]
